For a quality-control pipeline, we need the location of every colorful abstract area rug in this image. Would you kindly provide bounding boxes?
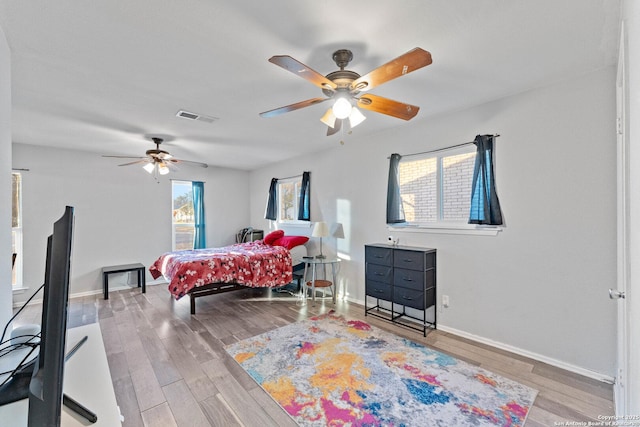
[225,312,538,427]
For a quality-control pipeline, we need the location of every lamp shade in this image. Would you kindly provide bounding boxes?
[143,162,155,174]
[348,107,366,128]
[331,223,344,239]
[320,108,337,128]
[158,162,170,175]
[312,221,329,238]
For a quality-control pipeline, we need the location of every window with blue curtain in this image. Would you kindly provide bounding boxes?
[469,135,503,225]
[297,171,310,221]
[192,181,206,249]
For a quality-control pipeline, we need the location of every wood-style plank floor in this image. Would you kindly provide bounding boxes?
[15,284,614,426]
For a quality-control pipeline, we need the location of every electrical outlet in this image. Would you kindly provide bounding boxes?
[442,295,450,308]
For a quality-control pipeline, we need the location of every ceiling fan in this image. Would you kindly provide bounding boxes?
[102,137,208,178]
[259,47,432,135]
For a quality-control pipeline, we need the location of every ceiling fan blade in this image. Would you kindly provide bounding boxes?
[260,97,330,118]
[170,158,209,168]
[357,94,420,120]
[163,161,179,171]
[268,55,337,91]
[102,155,146,160]
[117,159,149,167]
[327,119,342,136]
[350,48,432,92]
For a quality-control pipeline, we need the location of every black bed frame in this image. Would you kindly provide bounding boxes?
[188,282,243,314]
[187,263,305,314]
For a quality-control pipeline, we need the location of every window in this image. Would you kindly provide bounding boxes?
[277,177,303,222]
[398,146,476,225]
[12,173,23,289]
[172,180,194,250]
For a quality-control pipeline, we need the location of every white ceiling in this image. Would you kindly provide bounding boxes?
[0,0,621,171]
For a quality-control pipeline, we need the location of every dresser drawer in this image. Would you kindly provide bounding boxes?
[393,287,425,310]
[394,249,424,271]
[365,245,393,267]
[365,280,392,301]
[393,268,425,292]
[366,263,393,284]
[394,286,435,310]
[393,249,436,271]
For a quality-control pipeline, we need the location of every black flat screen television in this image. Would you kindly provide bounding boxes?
[0,206,97,426]
[27,205,74,426]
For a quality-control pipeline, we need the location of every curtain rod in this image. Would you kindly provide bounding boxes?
[390,134,501,159]
[12,168,29,172]
[275,173,302,180]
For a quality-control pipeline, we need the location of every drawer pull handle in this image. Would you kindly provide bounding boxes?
[401,296,413,301]
[403,277,413,282]
[375,272,384,276]
[375,255,384,258]
[403,259,413,262]
[375,289,384,293]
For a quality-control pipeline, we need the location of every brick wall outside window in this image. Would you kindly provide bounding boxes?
[442,152,475,220]
[398,151,475,223]
[399,157,437,222]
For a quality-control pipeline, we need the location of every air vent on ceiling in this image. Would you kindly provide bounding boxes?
[176,110,218,124]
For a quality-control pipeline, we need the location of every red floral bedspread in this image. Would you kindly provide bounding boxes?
[149,241,293,299]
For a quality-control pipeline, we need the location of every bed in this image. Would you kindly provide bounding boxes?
[149,239,308,314]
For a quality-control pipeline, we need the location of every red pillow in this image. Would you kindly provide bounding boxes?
[273,235,309,250]
[264,230,285,245]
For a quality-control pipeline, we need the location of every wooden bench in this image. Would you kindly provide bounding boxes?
[102,263,146,300]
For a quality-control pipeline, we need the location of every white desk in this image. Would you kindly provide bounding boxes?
[0,323,122,426]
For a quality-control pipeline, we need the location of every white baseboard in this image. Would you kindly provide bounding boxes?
[435,324,614,384]
[345,296,365,306]
[12,279,167,308]
[346,296,614,384]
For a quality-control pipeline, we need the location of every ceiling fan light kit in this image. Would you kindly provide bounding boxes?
[260,47,432,135]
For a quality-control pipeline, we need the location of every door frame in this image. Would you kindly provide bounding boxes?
[615,20,630,415]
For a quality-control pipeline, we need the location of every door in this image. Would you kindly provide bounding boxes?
[613,22,630,414]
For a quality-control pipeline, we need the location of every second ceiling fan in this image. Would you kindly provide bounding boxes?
[259,47,432,135]
[102,137,208,180]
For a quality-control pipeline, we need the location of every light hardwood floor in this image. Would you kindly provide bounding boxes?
[16,284,614,426]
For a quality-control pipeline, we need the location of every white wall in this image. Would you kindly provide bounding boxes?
[249,67,617,378]
[0,25,12,328]
[12,143,250,304]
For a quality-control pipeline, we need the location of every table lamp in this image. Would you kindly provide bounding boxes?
[312,221,329,259]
